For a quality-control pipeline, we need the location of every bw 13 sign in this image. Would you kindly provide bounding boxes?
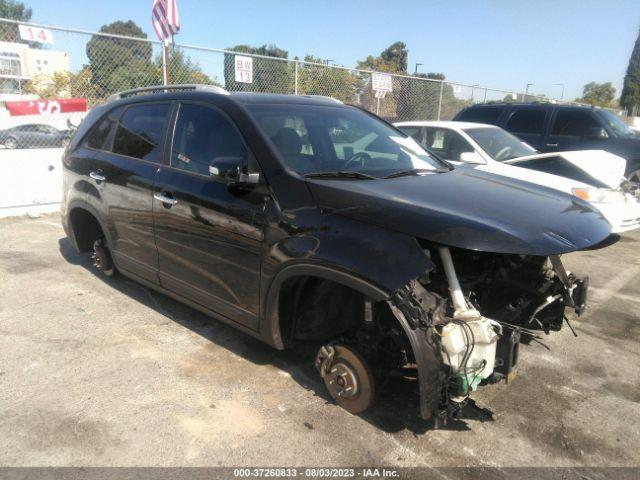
[235,56,253,84]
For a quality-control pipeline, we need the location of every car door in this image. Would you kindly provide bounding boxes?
[545,108,609,152]
[153,101,266,330]
[87,101,172,283]
[503,107,548,151]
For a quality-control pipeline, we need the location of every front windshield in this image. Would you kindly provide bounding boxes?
[246,104,445,178]
[464,126,537,161]
[597,110,637,138]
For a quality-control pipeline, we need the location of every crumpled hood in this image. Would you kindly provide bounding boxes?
[306,167,612,255]
[507,150,626,189]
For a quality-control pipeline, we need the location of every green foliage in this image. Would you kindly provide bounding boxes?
[0,0,40,47]
[154,48,219,86]
[357,41,408,74]
[297,55,357,103]
[223,44,293,93]
[576,81,616,107]
[621,27,640,113]
[85,20,154,98]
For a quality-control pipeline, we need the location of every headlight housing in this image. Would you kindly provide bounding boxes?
[571,187,627,204]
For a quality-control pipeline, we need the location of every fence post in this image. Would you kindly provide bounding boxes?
[437,81,444,120]
[294,61,298,95]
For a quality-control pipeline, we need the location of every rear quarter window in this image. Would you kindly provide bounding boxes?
[457,107,504,124]
[84,107,123,151]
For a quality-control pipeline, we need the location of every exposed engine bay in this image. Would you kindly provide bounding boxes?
[390,244,589,420]
[314,243,590,423]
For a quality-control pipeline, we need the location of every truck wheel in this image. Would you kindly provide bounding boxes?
[92,238,116,277]
[318,344,375,414]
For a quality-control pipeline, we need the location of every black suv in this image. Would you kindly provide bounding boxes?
[454,103,640,180]
[62,85,612,422]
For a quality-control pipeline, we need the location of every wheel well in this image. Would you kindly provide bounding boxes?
[278,276,365,345]
[69,207,105,253]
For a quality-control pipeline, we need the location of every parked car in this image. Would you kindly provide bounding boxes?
[0,123,71,149]
[62,85,613,423]
[395,121,640,233]
[453,103,640,180]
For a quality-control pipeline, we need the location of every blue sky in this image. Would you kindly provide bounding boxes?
[20,0,640,100]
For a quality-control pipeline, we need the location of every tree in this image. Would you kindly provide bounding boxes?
[223,44,293,93]
[86,20,155,99]
[576,81,616,107]
[621,27,640,114]
[0,0,39,47]
[357,41,408,74]
[154,48,218,86]
[297,55,358,103]
[356,42,409,118]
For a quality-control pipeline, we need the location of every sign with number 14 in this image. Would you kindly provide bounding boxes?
[18,25,54,44]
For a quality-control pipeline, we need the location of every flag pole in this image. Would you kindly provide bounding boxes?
[162,37,170,86]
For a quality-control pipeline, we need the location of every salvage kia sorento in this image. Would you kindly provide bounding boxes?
[62,85,615,423]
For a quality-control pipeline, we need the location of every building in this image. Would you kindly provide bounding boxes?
[0,41,69,101]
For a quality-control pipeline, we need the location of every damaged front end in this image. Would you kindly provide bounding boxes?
[388,244,589,422]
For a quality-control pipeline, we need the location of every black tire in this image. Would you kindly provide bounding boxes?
[322,344,375,415]
[627,166,640,184]
[4,136,18,149]
[92,238,116,277]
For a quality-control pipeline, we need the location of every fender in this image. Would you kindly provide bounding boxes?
[263,263,389,349]
[64,199,112,253]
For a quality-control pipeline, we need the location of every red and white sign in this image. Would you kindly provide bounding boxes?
[234,55,253,84]
[5,98,87,116]
[374,90,387,99]
[372,73,392,93]
[18,24,54,44]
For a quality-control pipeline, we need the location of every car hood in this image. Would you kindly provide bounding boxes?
[306,167,612,256]
[506,150,626,189]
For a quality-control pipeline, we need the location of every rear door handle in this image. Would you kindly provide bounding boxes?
[154,192,178,207]
[89,170,106,182]
[546,143,559,148]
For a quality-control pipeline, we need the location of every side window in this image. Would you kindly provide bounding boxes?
[171,103,248,176]
[397,126,424,144]
[112,103,170,162]
[505,109,546,135]
[84,107,123,151]
[457,107,504,124]
[551,110,602,137]
[423,127,474,161]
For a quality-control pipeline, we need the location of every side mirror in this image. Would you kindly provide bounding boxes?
[584,127,608,140]
[459,151,485,164]
[209,156,259,186]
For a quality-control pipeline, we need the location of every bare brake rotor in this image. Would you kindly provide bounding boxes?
[315,344,375,414]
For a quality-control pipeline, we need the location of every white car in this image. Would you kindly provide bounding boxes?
[395,121,640,233]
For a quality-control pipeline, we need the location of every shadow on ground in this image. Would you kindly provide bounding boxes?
[58,237,493,435]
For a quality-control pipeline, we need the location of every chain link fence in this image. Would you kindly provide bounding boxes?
[0,18,628,149]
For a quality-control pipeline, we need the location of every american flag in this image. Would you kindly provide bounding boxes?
[152,0,180,42]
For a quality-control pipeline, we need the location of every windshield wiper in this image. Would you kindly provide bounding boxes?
[304,171,376,180]
[383,168,448,179]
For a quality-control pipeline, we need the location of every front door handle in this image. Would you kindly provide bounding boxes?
[89,170,106,182]
[154,192,178,207]
[546,143,559,148]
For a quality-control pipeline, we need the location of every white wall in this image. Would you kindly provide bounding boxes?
[0,148,63,217]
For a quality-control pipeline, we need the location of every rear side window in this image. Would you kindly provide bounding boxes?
[505,109,546,134]
[112,103,170,162]
[457,107,504,124]
[551,110,601,137]
[84,107,123,151]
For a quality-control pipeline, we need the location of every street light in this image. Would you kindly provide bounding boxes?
[553,83,565,101]
[414,63,423,74]
[525,83,533,95]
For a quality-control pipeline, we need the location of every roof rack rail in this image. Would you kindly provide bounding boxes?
[106,84,229,102]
